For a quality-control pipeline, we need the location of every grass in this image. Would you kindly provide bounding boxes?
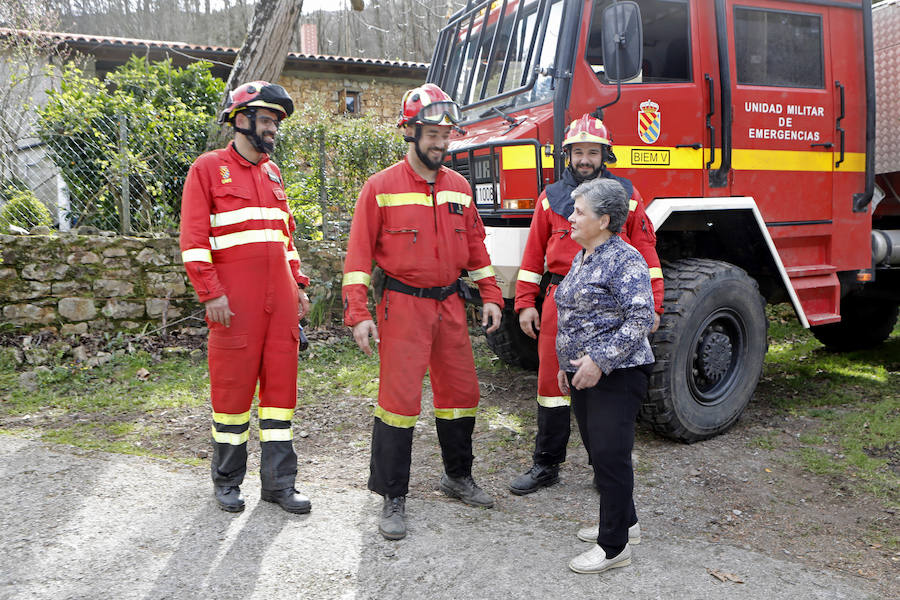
[0,304,897,508]
[759,304,900,505]
[1,350,209,416]
[300,337,380,400]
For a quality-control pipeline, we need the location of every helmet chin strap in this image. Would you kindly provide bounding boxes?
[234,111,274,154]
[406,123,444,171]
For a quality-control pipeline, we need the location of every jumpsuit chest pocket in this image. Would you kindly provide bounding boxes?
[552,227,570,239]
[211,185,253,210]
[380,226,419,275]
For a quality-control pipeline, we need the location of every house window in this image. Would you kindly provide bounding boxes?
[340,90,361,114]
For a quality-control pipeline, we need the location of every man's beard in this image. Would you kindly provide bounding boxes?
[251,132,275,154]
[416,142,446,171]
[234,121,275,154]
[570,162,602,183]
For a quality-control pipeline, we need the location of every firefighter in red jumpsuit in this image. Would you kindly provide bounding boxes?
[180,81,312,514]
[343,83,503,540]
[509,115,664,507]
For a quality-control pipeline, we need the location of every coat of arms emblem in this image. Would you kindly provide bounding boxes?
[638,100,661,144]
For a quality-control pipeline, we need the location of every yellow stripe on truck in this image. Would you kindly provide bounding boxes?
[500,145,555,170]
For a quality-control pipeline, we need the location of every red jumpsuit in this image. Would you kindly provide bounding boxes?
[181,141,308,491]
[343,157,503,498]
[514,168,663,468]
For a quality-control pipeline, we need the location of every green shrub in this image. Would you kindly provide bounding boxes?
[273,100,407,239]
[0,186,52,231]
[35,58,224,232]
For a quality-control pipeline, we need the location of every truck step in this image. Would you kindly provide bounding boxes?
[785,266,840,324]
[785,264,837,278]
[804,312,842,326]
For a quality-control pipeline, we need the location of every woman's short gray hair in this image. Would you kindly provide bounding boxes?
[571,177,628,233]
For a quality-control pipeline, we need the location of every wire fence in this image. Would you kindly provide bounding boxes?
[0,108,207,234]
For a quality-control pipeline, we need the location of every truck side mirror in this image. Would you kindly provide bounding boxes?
[601,1,643,82]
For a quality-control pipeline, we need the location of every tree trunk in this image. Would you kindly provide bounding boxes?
[224,0,304,96]
[208,0,303,149]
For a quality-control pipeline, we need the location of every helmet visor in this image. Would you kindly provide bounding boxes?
[417,101,462,125]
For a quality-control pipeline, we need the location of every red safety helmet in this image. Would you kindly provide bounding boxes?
[219,81,295,124]
[398,83,462,128]
[562,114,612,147]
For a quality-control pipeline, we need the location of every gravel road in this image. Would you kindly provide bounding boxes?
[0,433,880,600]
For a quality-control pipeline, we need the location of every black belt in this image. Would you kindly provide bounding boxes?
[549,272,565,285]
[385,276,462,301]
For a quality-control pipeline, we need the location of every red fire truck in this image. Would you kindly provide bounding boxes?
[429,0,900,441]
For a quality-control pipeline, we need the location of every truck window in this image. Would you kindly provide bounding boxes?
[587,0,691,84]
[440,0,565,114]
[734,7,824,89]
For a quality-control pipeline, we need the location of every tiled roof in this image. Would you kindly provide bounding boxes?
[0,27,429,72]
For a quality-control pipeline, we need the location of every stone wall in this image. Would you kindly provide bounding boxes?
[0,231,346,335]
[279,71,419,121]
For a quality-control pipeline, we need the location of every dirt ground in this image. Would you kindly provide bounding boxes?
[4,327,898,598]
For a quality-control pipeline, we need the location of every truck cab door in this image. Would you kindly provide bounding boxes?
[725,0,835,223]
[572,0,706,201]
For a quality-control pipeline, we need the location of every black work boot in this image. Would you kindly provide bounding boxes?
[261,488,312,514]
[509,463,560,495]
[379,496,407,540]
[439,473,494,507]
[214,485,245,512]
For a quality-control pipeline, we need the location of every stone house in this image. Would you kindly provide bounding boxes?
[0,27,427,121]
[0,27,427,225]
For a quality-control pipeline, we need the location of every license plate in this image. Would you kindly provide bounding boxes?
[475,182,495,205]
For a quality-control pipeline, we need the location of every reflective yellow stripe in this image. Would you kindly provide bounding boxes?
[434,407,478,420]
[342,271,372,287]
[469,265,495,281]
[473,145,864,174]
[732,148,836,172]
[259,406,294,421]
[376,192,432,207]
[286,249,300,262]
[537,395,570,408]
[541,197,550,211]
[374,405,418,428]
[210,206,289,228]
[834,152,865,172]
[213,410,251,425]
[629,199,637,212]
[259,428,293,442]
[613,145,704,170]
[182,248,212,263]
[648,267,663,279]
[501,144,555,169]
[211,426,250,445]
[517,269,543,284]
[209,229,289,250]
[436,190,472,207]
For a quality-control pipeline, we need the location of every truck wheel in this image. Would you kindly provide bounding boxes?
[810,296,899,351]
[643,259,768,443]
[484,299,539,371]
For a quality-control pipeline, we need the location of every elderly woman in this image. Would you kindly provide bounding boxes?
[555,177,655,574]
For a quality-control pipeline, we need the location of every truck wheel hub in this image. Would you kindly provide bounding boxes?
[696,328,732,381]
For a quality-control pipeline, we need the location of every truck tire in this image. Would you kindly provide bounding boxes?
[643,259,768,443]
[485,299,539,371]
[810,296,899,351]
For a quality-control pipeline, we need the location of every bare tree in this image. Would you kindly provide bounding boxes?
[207,0,304,148]
[225,0,303,95]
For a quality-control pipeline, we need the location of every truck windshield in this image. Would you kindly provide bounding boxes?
[430,0,566,118]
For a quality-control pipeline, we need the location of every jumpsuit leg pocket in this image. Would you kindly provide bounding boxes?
[208,332,249,387]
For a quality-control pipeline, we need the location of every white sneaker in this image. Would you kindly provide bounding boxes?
[576,522,641,545]
[569,543,632,574]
